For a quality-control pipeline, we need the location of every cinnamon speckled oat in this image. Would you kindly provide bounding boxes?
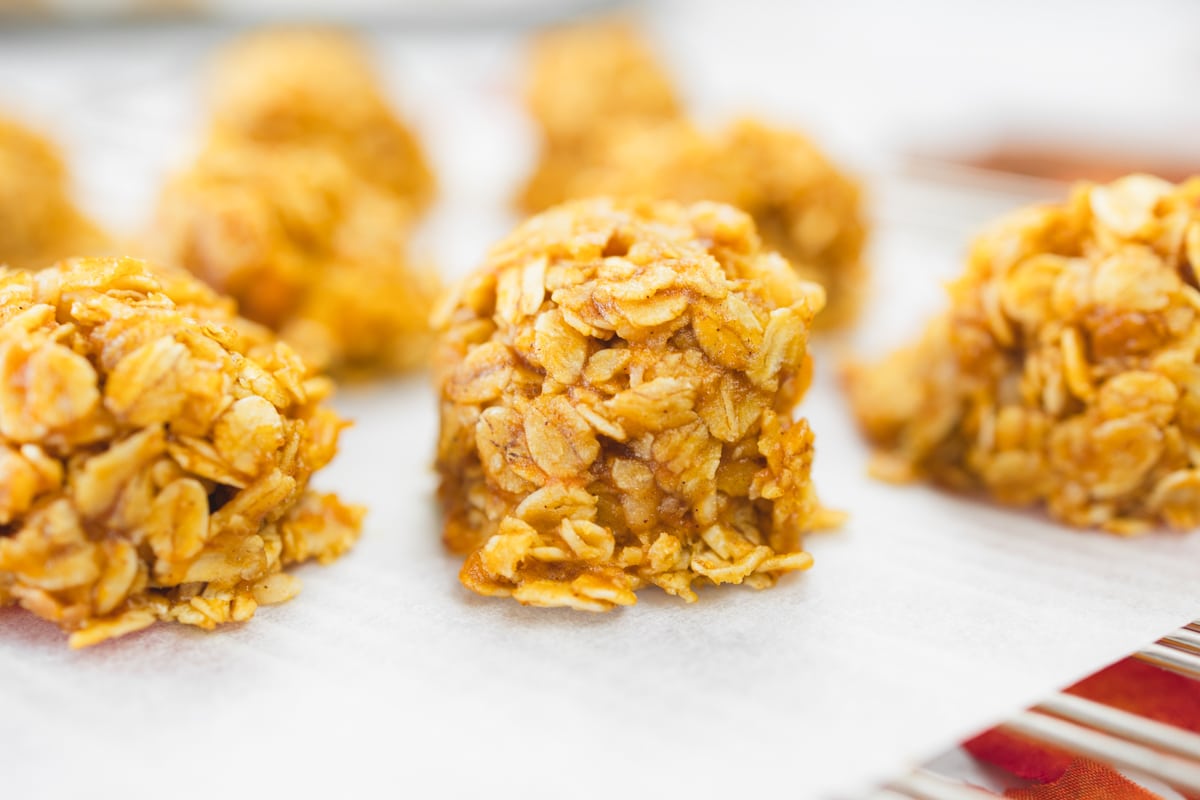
[435,198,840,611]
[0,257,362,647]
[846,175,1200,534]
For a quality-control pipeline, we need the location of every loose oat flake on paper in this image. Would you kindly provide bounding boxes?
[434,198,841,611]
[0,257,362,647]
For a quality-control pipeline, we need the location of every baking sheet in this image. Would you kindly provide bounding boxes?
[2,10,1200,798]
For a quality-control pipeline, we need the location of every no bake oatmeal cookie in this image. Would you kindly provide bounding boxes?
[148,28,439,376]
[435,198,839,611]
[151,143,438,375]
[0,117,108,270]
[516,23,867,329]
[518,22,682,214]
[846,175,1200,533]
[210,28,435,214]
[0,257,362,647]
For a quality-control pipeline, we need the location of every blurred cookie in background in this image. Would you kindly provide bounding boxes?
[150,142,438,376]
[210,27,436,217]
[0,116,109,270]
[149,28,440,377]
[518,20,683,213]
[564,118,868,329]
[517,22,867,329]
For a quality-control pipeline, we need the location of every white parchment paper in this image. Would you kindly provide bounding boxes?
[2,7,1199,797]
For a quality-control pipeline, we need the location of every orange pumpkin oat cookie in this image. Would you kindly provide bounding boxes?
[518,22,682,214]
[151,143,438,374]
[434,198,839,611]
[150,28,438,375]
[517,23,867,329]
[0,117,108,270]
[0,257,362,647]
[846,175,1200,534]
[210,28,435,214]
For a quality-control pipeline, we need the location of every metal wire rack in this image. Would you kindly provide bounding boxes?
[880,620,1200,798]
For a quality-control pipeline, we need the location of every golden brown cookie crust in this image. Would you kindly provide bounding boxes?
[435,198,839,611]
[846,175,1200,534]
[0,257,362,647]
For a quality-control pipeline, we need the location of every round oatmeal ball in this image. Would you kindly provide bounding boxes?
[518,22,683,213]
[846,175,1200,534]
[150,143,438,375]
[434,198,839,611]
[209,28,435,214]
[0,257,362,647]
[524,22,680,151]
[0,117,108,270]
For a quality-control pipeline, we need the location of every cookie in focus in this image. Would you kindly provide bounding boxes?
[434,198,840,611]
[0,257,363,647]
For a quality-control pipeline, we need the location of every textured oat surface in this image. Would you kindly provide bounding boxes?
[549,118,869,328]
[0,257,362,647]
[847,175,1200,533]
[150,29,438,375]
[435,198,837,610]
[0,117,109,270]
